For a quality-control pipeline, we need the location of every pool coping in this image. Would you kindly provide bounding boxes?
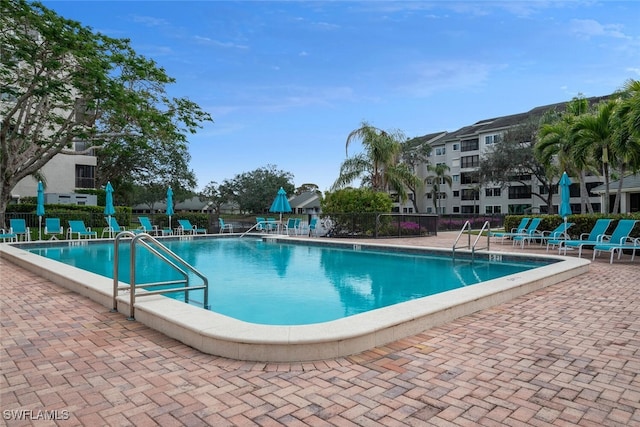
[0,235,590,362]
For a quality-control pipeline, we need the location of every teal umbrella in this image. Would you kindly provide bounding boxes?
[166,187,174,231]
[36,181,45,240]
[104,182,116,237]
[269,187,292,224]
[559,172,572,244]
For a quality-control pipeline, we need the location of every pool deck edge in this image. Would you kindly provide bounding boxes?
[0,239,590,362]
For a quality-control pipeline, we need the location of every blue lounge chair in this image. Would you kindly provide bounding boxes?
[0,229,17,242]
[578,219,638,257]
[44,218,64,240]
[138,216,160,235]
[530,222,574,251]
[266,217,278,233]
[511,218,542,247]
[218,217,233,233]
[9,218,31,241]
[556,218,613,256]
[255,217,266,232]
[593,236,639,264]
[67,220,97,239]
[490,217,530,244]
[102,216,141,238]
[308,217,319,237]
[177,219,206,235]
[284,218,298,236]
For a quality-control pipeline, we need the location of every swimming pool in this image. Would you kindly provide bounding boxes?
[24,238,550,325]
[1,235,589,361]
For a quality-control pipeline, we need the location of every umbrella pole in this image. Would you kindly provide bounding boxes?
[38,216,42,241]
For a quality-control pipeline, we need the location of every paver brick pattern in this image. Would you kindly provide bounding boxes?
[1,234,639,426]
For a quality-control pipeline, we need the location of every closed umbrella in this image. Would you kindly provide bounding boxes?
[166,187,174,232]
[104,181,116,237]
[269,187,292,232]
[559,172,572,245]
[36,181,45,240]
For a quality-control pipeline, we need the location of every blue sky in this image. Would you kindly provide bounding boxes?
[42,1,640,193]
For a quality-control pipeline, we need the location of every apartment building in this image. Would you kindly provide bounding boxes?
[399,99,607,215]
[11,141,97,205]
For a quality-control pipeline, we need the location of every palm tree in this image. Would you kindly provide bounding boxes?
[610,80,640,212]
[332,122,421,203]
[535,96,594,213]
[573,99,618,214]
[426,164,452,214]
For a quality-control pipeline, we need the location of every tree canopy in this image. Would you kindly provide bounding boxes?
[206,165,295,214]
[477,119,556,211]
[0,0,212,214]
[332,121,421,203]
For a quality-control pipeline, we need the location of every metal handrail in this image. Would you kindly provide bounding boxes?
[471,221,491,258]
[452,221,491,261]
[112,231,209,320]
[452,221,472,260]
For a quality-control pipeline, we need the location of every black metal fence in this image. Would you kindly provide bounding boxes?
[1,211,506,240]
[321,212,505,238]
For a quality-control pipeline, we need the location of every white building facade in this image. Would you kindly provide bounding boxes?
[396,99,607,216]
[11,141,97,205]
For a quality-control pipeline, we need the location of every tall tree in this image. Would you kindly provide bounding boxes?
[535,96,595,213]
[332,121,421,203]
[610,79,640,213]
[573,99,618,213]
[477,119,556,211]
[226,165,294,214]
[400,138,431,212]
[199,180,236,215]
[0,0,212,215]
[425,164,452,214]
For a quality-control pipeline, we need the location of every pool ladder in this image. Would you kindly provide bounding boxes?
[452,221,491,261]
[111,231,209,320]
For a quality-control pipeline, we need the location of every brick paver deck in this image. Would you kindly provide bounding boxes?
[1,234,639,426]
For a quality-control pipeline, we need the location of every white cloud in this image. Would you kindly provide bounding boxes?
[395,60,501,97]
[193,36,249,50]
[569,19,630,40]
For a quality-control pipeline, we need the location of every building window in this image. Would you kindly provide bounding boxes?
[508,204,532,215]
[508,185,532,199]
[453,206,460,213]
[460,155,479,168]
[485,134,499,145]
[453,190,460,197]
[73,140,95,156]
[452,143,460,151]
[485,205,502,214]
[461,205,479,214]
[461,189,479,201]
[435,147,446,156]
[460,138,479,152]
[452,175,459,183]
[461,172,479,184]
[485,187,501,197]
[509,173,532,181]
[75,165,95,189]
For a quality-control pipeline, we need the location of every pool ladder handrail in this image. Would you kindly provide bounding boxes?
[452,221,491,261]
[112,231,209,320]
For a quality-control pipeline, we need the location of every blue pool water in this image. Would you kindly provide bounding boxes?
[26,238,550,325]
